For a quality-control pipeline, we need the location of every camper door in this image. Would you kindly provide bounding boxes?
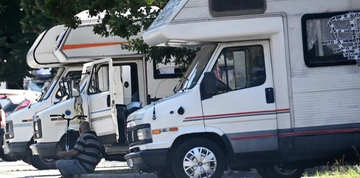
[85,58,119,144]
[202,40,278,153]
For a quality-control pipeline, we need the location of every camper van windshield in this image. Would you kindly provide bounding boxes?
[41,78,58,101]
[175,44,217,92]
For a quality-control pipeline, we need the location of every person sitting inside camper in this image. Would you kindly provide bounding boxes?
[212,63,231,93]
[55,121,102,178]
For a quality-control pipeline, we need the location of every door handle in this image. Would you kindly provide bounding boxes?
[107,95,110,107]
[265,88,274,103]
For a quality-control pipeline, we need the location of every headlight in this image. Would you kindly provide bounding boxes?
[34,122,38,131]
[127,121,136,128]
[127,123,152,146]
[33,119,42,139]
[137,128,152,140]
[5,120,13,139]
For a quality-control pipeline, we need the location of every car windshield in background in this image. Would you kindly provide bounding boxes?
[0,99,19,114]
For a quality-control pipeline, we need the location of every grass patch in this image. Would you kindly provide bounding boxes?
[0,171,10,175]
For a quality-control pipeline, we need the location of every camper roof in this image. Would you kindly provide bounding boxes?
[27,25,67,68]
[53,24,142,63]
[27,14,142,69]
[143,0,360,47]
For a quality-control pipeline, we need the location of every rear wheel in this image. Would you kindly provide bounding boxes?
[172,138,226,178]
[257,165,305,178]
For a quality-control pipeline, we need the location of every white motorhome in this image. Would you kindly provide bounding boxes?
[29,22,179,167]
[125,0,360,178]
[3,23,95,169]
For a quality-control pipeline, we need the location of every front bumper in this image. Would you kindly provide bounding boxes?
[124,148,169,172]
[3,142,30,157]
[30,142,57,157]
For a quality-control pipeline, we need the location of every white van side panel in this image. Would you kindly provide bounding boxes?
[169,0,360,129]
[174,0,359,22]
[285,11,360,128]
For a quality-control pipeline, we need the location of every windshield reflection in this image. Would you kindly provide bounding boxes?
[39,68,65,101]
[175,44,217,92]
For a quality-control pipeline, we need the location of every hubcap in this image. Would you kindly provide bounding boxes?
[182,147,217,178]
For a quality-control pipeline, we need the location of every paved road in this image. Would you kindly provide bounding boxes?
[0,159,320,178]
[0,159,263,178]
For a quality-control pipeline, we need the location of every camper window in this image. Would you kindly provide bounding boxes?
[153,60,184,79]
[211,45,265,94]
[209,0,266,17]
[302,12,358,67]
[88,65,109,94]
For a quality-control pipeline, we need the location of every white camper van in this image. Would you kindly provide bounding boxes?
[29,22,179,166]
[3,23,94,169]
[125,0,360,178]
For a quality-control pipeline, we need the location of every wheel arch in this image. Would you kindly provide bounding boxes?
[167,132,231,166]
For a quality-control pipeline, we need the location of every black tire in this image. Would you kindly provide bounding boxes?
[259,165,305,178]
[56,131,79,153]
[155,168,175,178]
[22,157,31,165]
[0,151,18,162]
[27,155,56,170]
[0,130,18,162]
[256,167,271,178]
[172,138,225,178]
[64,130,79,151]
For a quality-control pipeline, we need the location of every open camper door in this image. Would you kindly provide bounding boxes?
[202,40,279,153]
[85,58,119,144]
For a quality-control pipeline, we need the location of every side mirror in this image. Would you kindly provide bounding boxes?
[71,79,80,97]
[72,88,80,97]
[200,72,217,100]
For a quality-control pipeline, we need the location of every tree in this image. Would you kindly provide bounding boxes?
[0,0,56,89]
[32,0,197,68]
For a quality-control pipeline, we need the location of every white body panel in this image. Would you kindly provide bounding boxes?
[27,25,67,68]
[142,0,360,132]
[54,25,142,63]
[33,98,79,143]
[5,66,83,143]
[125,1,360,173]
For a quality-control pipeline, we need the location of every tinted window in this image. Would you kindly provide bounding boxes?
[212,45,265,93]
[209,0,266,17]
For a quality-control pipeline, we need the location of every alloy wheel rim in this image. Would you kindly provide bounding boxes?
[182,147,217,178]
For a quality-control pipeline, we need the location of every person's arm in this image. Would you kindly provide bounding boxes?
[56,149,80,158]
[0,104,5,129]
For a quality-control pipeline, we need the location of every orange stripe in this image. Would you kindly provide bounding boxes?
[62,42,129,50]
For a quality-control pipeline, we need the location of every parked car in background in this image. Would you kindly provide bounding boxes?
[0,91,40,161]
[1,94,39,116]
[0,89,41,100]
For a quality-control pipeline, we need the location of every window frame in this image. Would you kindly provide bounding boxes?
[208,0,266,17]
[212,44,266,93]
[88,64,110,95]
[301,11,357,67]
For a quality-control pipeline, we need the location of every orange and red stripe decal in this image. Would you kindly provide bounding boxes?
[62,42,129,50]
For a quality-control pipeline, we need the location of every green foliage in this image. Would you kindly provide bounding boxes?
[0,0,57,88]
[0,0,31,87]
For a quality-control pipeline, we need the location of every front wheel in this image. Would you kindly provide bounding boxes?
[172,138,226,178]
[27,155,56,170]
